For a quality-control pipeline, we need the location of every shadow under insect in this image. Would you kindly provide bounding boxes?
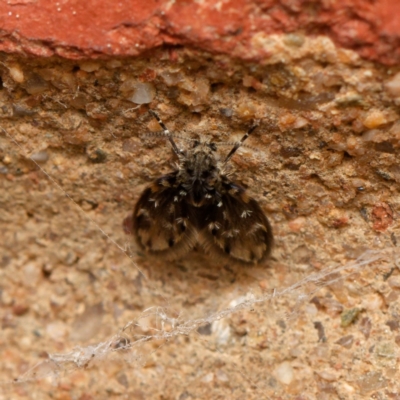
[126,110,273,265]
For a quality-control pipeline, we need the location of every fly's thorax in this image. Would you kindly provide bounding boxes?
[176,141,222,206]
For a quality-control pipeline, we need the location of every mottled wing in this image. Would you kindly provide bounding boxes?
[199,182,273,264]
[133,172,197,259]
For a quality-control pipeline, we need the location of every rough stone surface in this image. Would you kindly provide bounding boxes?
[1,35,400,398]
[0,0,399,64]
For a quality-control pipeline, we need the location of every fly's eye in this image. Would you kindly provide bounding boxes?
[209,143,217,151]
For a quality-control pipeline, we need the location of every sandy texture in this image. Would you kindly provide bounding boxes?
[1,38,400,398]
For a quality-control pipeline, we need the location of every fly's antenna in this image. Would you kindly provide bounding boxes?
[223,120,260,164]
[149,110,182,156]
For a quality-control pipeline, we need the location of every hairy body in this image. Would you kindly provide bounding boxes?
[132,111,273,264]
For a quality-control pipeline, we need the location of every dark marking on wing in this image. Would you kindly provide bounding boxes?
[132,172,198,259]
[199,182,273,264]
